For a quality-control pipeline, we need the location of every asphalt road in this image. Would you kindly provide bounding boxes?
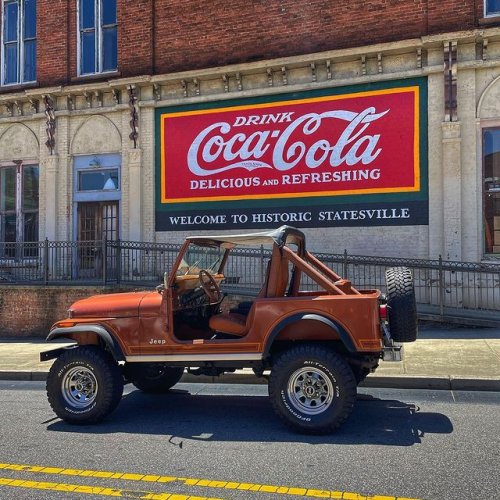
[0,381,499,500]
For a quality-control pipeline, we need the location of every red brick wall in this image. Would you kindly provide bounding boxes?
[37,0,70,86]
[153,0,430,73]
[427,0,476,32]
[0,286,142,337]
[118,0,154,76]
[0,0,497,91]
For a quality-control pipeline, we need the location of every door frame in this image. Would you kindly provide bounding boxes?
[72,153,122,279]
[72,153,121,241]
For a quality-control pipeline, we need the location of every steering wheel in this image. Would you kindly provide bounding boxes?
[199,270,222,303]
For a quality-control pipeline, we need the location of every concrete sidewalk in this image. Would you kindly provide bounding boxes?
[1,324,499,391]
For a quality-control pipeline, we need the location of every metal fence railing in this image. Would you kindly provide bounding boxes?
[1,239,499,325]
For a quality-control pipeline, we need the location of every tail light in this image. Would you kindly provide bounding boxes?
[379,304,388,321]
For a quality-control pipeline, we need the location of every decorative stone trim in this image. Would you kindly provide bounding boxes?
[0,27,499,122]
[43,95,56,155]
[444,41,458,122]
[128,85,139,149]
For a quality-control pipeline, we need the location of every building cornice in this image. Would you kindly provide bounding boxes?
[1,26,500,122]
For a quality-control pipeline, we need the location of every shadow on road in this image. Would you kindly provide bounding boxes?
[47,390,453,446]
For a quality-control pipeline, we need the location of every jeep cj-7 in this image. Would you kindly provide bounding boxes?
[41,226,417,434]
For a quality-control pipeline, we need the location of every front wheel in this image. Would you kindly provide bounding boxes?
[46,345,123,424]
[269,345,357,434]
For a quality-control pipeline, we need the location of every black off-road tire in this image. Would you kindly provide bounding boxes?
[268,345,357,434]
[385,266,418,343]
[127,363,184,393]
[46,345,123,424]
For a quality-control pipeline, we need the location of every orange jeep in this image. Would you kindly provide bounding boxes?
[41,226,417,434]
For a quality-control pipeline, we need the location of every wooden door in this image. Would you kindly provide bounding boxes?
[77,202,118,278]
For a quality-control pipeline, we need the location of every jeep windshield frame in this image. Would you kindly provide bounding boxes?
[168,226,306,288]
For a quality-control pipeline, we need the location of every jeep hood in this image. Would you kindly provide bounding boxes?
[68,291,153,319]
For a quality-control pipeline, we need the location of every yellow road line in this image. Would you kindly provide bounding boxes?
[0,476,222,499]
[0,462,419,500]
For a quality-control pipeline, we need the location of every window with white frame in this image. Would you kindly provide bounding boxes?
[485,0,500,16]
[79,0,117,75]
[0,164,39,256]
[1,0,36,85]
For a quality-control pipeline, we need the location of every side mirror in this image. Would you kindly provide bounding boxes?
[156,272,169,294]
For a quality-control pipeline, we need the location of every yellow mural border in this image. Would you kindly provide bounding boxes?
[160,86,420,204]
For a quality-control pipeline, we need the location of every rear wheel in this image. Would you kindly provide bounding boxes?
[385,266,418,342]
[127,363,184,393]
[46,346,123,424]
[269,345,357,434]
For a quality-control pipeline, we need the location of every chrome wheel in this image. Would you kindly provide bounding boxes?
[287,366,334,415]
[61,366,98,408]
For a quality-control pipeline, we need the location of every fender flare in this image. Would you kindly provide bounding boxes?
[263,313,357,357]
[46,324,125,362]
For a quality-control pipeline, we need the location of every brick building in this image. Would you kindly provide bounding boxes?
[1,0,500,265]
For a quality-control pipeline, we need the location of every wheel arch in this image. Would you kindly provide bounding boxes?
[46,325,125,362]
[263,313,357,358]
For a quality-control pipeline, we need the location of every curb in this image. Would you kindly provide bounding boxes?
[0,371,48,382]
[360,375,500,391]
[1,370,499,392]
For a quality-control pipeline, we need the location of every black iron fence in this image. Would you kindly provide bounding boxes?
[1,239,499,325]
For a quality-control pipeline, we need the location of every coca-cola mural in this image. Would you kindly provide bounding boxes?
[155,79,428,230]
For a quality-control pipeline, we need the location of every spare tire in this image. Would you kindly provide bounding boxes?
[385,266,418,342]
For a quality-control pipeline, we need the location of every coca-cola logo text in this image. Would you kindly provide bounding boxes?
[187,107,389,176]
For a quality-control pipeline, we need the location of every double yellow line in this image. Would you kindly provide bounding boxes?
[0,462,419,499]
[0,477,215,499]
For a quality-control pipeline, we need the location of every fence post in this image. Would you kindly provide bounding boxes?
[260,245,265,283]
[116,239,121,285]
[102,238,107,285]
[343,249,348,278]
[43,238,49,285]
[438,254,444,318]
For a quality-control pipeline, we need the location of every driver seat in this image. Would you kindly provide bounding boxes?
[209,308,253,337]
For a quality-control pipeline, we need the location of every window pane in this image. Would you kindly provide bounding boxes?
[102,26,117,72]
[3,1,18,42]
[2,214,17,243]
[24,212,38,242]
[23,39,36,81]
[81,31,96,74]
[102,0,116,25]
[486,0,500,15]
[23,0,36,39]
[23,166,39,210]
[0,168,16,211]
[4,44,19,84]
[483,129,500,254]
[80,0,95,29]
[78,169,119,191]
